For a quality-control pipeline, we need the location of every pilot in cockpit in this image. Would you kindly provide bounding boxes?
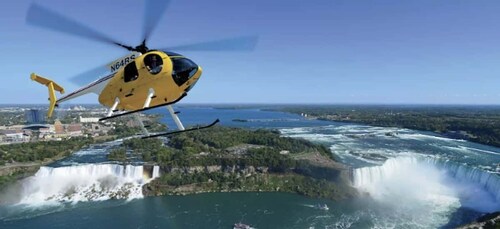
[146,55,162,74]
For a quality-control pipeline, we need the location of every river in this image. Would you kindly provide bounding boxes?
[0,106,499,228]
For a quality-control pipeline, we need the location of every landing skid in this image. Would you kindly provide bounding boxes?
[99,93,187,121]
[99,91,218,138]
[141,119,220,139]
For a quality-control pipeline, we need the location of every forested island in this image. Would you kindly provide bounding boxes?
[112,126,356,200]
[276,105,500,147]
[0,137,94,187]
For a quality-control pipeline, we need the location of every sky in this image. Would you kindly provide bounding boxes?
[1,0,500,105]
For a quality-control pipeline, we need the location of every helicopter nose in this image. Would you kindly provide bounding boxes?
[196,66,203,78]
[185,66,202,92]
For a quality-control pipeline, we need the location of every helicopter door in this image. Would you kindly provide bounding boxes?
[123,61,139,82]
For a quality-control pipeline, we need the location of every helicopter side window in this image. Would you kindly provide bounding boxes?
[144,54,163,75]
[172,57,198,86]
[123,61,139,82]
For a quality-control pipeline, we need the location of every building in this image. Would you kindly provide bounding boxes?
[70,105,86,111]
[89,123,113,136]
[25,109,46,124]
[79,116,100,123]
[54,120,64,134]
[39,127,51,135]
[66,124,83,136]
[0,129,30,144]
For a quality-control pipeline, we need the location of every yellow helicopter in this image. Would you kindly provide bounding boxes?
[27,0,257,138]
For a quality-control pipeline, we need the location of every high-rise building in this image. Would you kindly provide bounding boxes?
[25,109,46,124]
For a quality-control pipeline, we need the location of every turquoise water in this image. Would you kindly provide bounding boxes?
[1,107,499,228]
[1,193,374,229]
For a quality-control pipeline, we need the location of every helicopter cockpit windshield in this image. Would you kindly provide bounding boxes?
[171,57,198,86]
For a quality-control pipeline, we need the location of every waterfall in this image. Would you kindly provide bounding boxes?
[423,157,500,202]
[15,164,161,205]
[152,166,160,179]
[353,156,500,212]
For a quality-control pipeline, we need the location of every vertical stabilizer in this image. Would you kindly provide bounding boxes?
[30,73,65,118]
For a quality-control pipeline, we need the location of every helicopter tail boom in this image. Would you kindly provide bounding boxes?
[30,73,65,118]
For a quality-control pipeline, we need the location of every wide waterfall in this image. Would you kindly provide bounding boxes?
[424,157,500,202]
[353,156,500,213]
[11,164,160,205]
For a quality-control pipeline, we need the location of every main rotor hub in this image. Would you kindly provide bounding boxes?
[134,40,149,54]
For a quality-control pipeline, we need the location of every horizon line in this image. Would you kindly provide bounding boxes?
[1,103,500,106]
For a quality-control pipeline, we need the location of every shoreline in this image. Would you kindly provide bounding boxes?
[0,152,71,189]
[143,170,357,201]
[271,105,500,148]
[314,117,495,145]
[0,138,98,189]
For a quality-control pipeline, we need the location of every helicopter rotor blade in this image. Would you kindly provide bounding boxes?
[69,64,111,86]
[162,35,259,52]
[142,0,171,44]
[26,3,133,50]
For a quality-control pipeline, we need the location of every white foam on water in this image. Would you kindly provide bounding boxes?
[461,146,500,156]
[279,127,311,134]
[353,157,461,227]
[353,156,500,228]
[397,133,465,143]
[329,125,401,134]
[10,164,160,205]
[424,157,500,206]
[440,145,473,154]
[288,133,350,143]
[280,124,498,227]
[73,149,106,156]
[54,161,81,166]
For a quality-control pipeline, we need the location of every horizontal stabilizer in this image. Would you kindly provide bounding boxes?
[30,73,65,118]
[30,73,65,93]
